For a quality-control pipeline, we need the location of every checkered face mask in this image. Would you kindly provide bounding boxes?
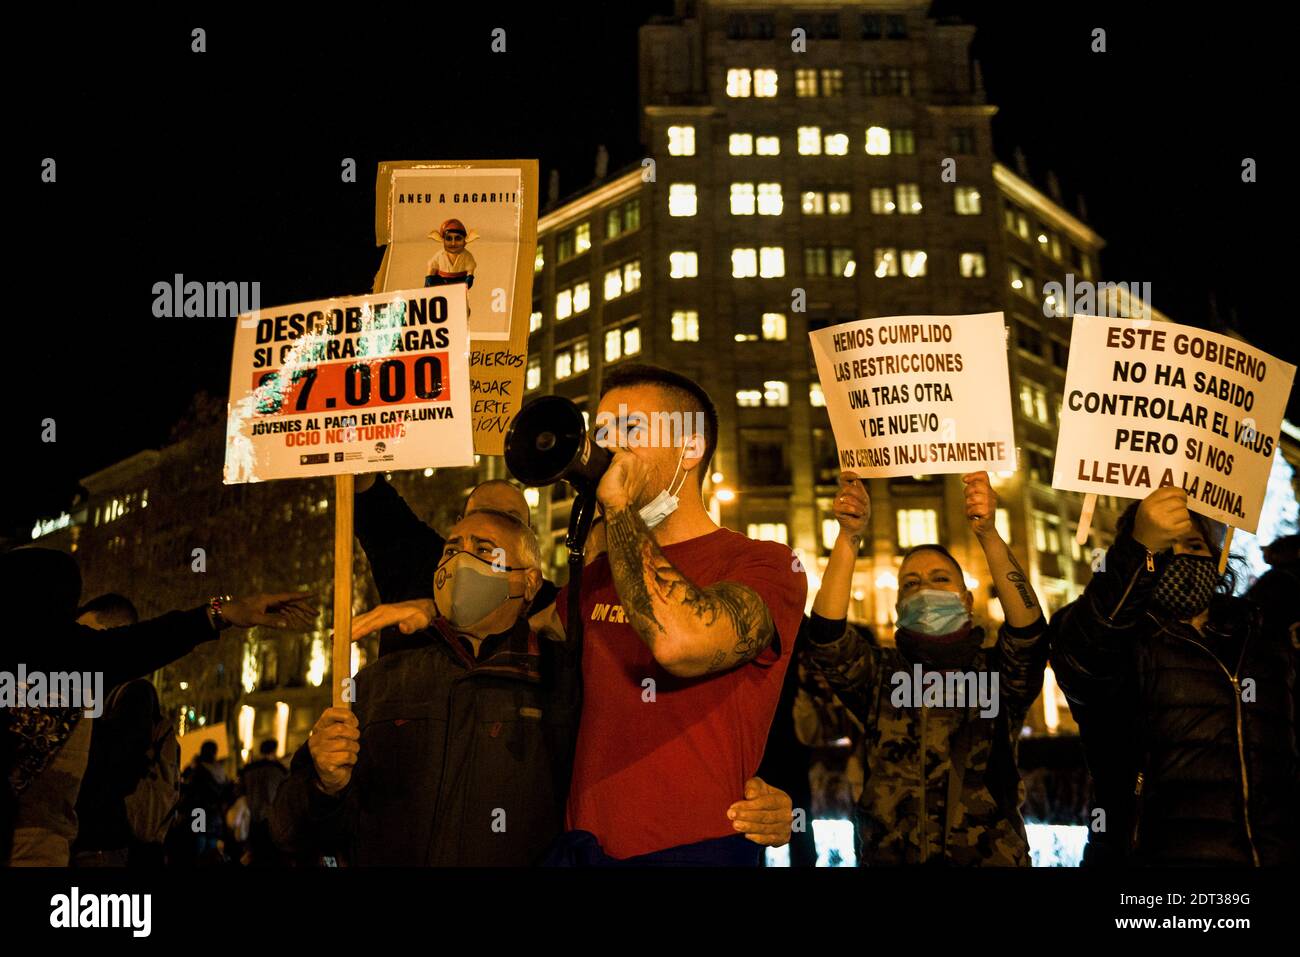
[1151,553,1219,621]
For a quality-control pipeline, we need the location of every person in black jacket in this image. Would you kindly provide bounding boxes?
[1051,486,1299,866]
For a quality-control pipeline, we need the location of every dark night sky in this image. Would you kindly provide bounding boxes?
[9,3,1285,537]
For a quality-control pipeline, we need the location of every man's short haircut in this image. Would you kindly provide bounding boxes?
[900,543,967,585]
[199,741,218,760]
[454,507,541,570]
[600,363,719,487]
[259,738,278,756]
[464,478,531,526]
[77,592,139,627]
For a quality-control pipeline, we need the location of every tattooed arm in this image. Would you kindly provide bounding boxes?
[963,471,1043,628]
[603,504,776,678]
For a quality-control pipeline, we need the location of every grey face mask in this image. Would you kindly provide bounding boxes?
[434,552,526,630]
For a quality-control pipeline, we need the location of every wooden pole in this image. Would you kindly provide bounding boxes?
[1218,527,1234,575]
[333,473,355,709]
[1075,493,1098,546]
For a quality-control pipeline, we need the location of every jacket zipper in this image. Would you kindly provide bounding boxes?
[1168,628,1261,867]
[1108,548,1155,621]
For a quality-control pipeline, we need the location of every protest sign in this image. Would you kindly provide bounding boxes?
[809,313,1017,478]
[374,160,538,454]
[223,287,474,484]
[1052,316,1296,533]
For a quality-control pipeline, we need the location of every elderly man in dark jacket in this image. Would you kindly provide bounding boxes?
[1051,487,1298,866]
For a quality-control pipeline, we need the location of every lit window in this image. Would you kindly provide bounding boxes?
[865,126,891,155]
[623,260,641,293]
[824,133,849,155]
[902,250,927,278]
[1008,263,1034,299]
[796,68,818,97]
[756,135,780,155]
[810,382,826,407]
[995,508,1012,543]
[897,509,938,549]
[756,182,783,215]
[729,133,753,156]
[827,191,851,215]
[667,125,695,156]
[555,350,573,379]
[833,248,856,277]
[573,340,589,374]
[1020,382,1050,423]
[623,325,641,356]
[534,247,544,273]
[669,183,697,217]
[822,519,840,550]
[893,129,916,154]
[759,246,785,277]
[960,252,986,278]
[798,126,822,155]
[821,68,844,96]
[575,223,591,255]
[529,310,543,333]
[670,251,698,278]
[955,187,982,215]
[754,69,778,97]
[764,380,790,406]
[605,328,622,362]
[555,288,573,320]
[870,187,895,215]
[736,389,763,407]
[604,268,623,301]
[873,248,898,277]
[573,281,591,313]
[730,182,756,215]
[748,523,789,544]
[897,183,921,214]
[801,191,825,215]
[762,313,787,340]
[732,248,758,278]
[526,356,541,390]
[726,69,752,97]
[671,309,699,342]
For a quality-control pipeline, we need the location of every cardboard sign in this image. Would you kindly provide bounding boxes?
[809,313,1017,478]
[223,287,474,483]
[374,160,538,454]
[1051,316,1296,533]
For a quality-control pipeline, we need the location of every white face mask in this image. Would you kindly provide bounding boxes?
[638,440,691,529]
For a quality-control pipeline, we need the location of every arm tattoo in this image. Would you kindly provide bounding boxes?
[1004,552,1038,611]
[604,507,776,667]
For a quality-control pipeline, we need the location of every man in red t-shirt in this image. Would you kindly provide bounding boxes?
[540,364,807,864]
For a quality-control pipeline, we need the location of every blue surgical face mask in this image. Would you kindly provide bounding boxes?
[896,589,972,637]
[638,440,691,530]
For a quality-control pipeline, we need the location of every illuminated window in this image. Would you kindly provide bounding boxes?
[604,268,623,301]
[870,187,894,214]
[865,126,891,155]
[748,523,789,544]
[833,248,856,277]
[555,349,573,380]
[1020,382,1050,424]
[798,126,822,155]
[821,69,844,96]
[731,182,756,215]
[671,309,699,342]
[1008,262,1034,299]
[810,382,826,407]
[730,133,753,155]
[827,191,851,215]
[764,380,789,406]
[893,129,916,154]
[623,325,641,357]
[670,251,698,278]
[606,198,640,238]
[605,328,622,362]
[756,183,783,215]
[762,313,787,340]
[873,248,898,277]
[736,389,763,407]
[555,288,573,320]
[955,186,982,215]
[732,247,758,278]
[726,69,752,97]
[801,191,825,215]
[623,260,641,293]
[534,247,544,273]
[526,356,541,390]
[949,127,976,154]
[754,69,778,97]
[756,135,780,155]
[667,125,695,156]
[529,309,543,333]
[960,252,987,278]
[897,509,939,549]
[573,340,589,374]
[796,68,818,97]
[897,182,921,214]
[824,133,849,155]
[669,183,697,217]
[575,223,591,255]
[1033,511,1062,555]
[759,246,785,277]
[573,281,590,314]
[902,249,927,278]
[995,508,1012,543]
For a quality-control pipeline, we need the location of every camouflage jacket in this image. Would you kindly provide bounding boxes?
[802,613,1049,866]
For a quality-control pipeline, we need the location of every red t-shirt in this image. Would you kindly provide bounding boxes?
[556,526,807,859]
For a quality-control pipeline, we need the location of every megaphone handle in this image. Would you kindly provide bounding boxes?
[564,487,598,657]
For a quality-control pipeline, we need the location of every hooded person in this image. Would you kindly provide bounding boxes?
[1050,486,1298,866]
[800,471,1051,866]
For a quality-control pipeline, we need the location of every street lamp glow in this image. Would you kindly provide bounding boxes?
[716,488,736,503]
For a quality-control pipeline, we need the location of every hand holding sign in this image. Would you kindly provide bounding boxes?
[833,472,871,539]
[962,471,998,540]
[1132,487,1197,553]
